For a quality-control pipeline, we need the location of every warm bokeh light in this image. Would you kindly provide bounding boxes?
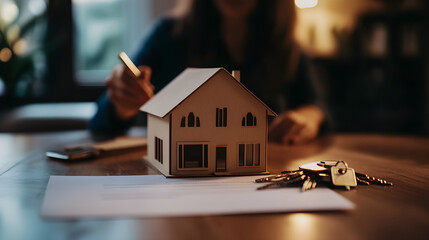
[13,39,27,56]
[282,213,318,239]
[0,48,13,62]
[295,0,318,9]
[294,0,384,57]
[0,1,19,24]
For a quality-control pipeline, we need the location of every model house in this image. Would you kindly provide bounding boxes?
[140,68,276,177]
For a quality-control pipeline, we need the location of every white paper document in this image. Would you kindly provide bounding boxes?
[41,175,354,218]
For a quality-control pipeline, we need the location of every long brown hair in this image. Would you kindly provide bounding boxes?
[174,0,297,66]
[172,0,300,109]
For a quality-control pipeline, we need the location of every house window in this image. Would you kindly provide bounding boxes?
[188,112,195,127]
[216,107,227,127]
[155,137,163,164]
[180,112,200,127]
[242,112,256,126]
[178,143,208,169]
[180,117,185,127]
[238,143,260,167]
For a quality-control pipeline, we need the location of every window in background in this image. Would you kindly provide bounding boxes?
[72,0,173,85]
[0,0,48,98]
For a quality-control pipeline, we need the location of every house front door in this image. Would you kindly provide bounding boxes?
[216,146,227,172]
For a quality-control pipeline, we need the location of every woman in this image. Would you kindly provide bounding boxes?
[90,0,325,144]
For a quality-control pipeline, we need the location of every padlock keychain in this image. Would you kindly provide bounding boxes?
[335,160,348,174]
[330,160,357,190]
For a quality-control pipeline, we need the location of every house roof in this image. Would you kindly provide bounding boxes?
[140,68,277,118]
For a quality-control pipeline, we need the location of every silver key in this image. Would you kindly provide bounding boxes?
[299,162,328,172]
[255,170,303,183]
[257,160,391,191]
[317,160,341,168]
[257,174,306,190]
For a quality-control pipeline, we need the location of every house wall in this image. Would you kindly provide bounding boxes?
[147,113,170,176]
[170,70,268,176]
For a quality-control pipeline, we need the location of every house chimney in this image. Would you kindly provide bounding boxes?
[232,70,240,82]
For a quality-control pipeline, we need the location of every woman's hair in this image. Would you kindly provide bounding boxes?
[174,0,297,69]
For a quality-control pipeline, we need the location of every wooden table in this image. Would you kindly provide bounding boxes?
[1,128,428,240]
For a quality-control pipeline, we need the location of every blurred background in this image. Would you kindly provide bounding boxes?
[0,0,428,135]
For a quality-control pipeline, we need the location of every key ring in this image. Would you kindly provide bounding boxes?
[334,160,348,174]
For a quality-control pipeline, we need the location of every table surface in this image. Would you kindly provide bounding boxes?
[1,128,428,240]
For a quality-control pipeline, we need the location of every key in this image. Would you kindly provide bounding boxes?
[262,162,325,192]
[319,160,392,187]
[330,161,357,190]
[257,160,392,191]
[356,172,393,186]
[281,169,303,174]
[317,160,340,168]
[301,176,317,192]
[299,160,357,190]
[299,162,332,183]
[255,174,285,183]
[310,178,318,189]
[257,169,321,192]
[299,162,329,173]
[301,177,312,192]
[317,172,331,183]
[257,173,305,190]
[255,170,303,183]
[356,177,370,185]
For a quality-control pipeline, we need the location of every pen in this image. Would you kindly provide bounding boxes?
[118,51,142,78]
[118,51,154,97]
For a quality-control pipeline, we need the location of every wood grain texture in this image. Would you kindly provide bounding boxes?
[1,128,428,240]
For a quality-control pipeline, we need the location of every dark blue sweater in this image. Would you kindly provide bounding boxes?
[89,18,322,134]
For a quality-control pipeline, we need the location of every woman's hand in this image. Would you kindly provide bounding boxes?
[106,65,154,120]
[268,105,324,145]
